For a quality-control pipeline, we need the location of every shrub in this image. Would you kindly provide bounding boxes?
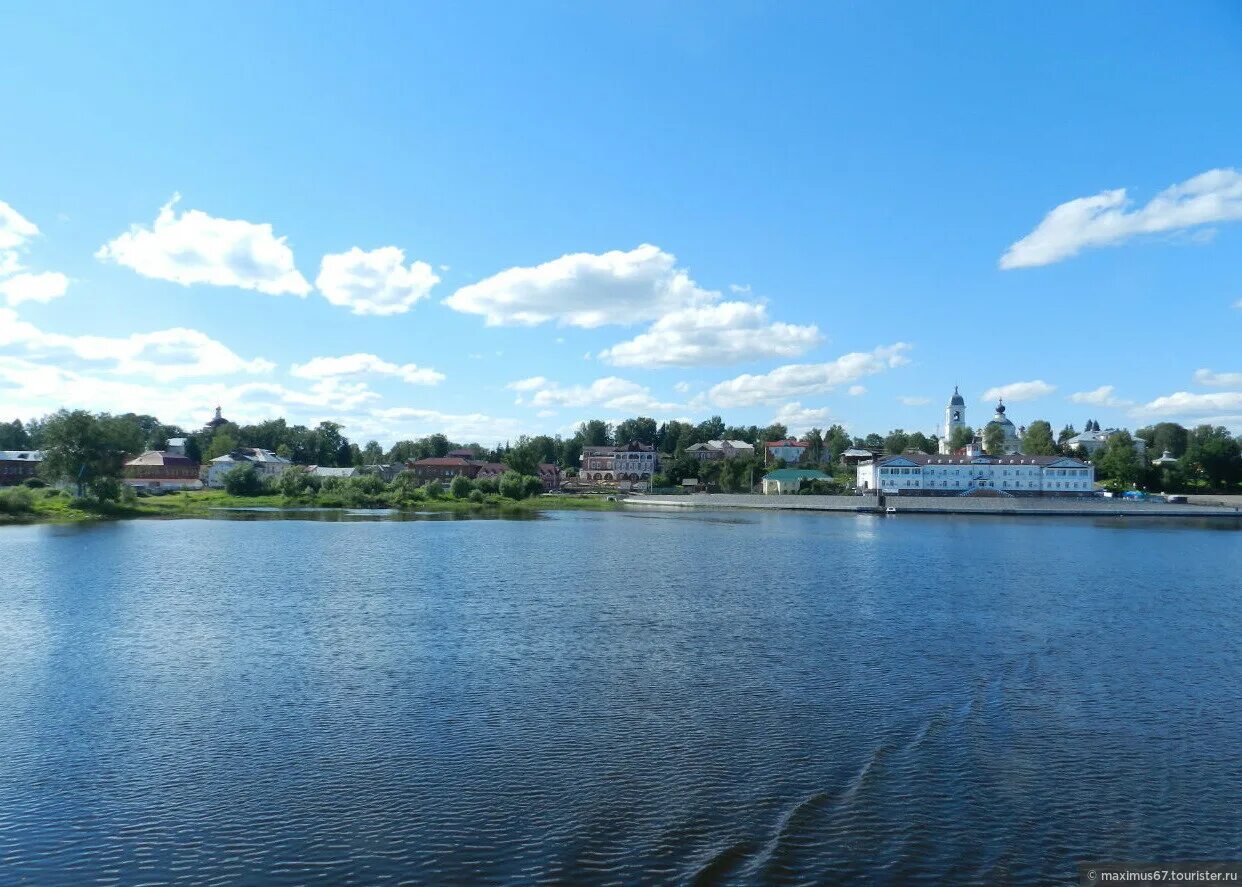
[88,476,123,502]
[22,477,47,488]
[498,471,527,500]
[0,487,36,514]
[223,464,264,496]
[475,477,499,495]
[450,475,474,499]
[522,475,543,498]
[421,481,444,499]
[120,485,138,505]
[468,489,486,504]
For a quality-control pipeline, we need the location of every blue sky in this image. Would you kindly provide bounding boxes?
[1,2,1240,444]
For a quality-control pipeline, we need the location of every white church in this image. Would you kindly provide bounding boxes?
[855,386,1097,497]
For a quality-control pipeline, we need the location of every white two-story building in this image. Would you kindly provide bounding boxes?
[857,452,1096,497]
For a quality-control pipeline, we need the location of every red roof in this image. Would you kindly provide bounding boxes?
[765,438,808,448]
[411,457,474,467]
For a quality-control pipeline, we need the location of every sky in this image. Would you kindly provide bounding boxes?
[1,1,1241,446]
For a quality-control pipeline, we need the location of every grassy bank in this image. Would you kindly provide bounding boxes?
[0,488,621,526]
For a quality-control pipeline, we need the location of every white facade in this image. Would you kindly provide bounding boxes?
[1064,425,1147,459]
[857,453,1096,496]
[940,387,967,454]
[207,449,293,488]
[765,440,808,464]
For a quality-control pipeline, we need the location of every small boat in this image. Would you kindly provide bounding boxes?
[885,506,897,514]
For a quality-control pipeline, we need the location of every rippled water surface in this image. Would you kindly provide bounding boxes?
[2,510,1240,885]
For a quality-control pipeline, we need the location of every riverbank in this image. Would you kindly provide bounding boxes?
[0,489,621,526]
[627,493,1242,518]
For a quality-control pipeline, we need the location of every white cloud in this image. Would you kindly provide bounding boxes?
[1193,368,1242,388]
[96,194,311,296]
[443,244,717,327]
[707,343,911,407]
[290,353,444,386]
[848,385,866,396]
[1133,391,1242,419]
[511,375,680,413]
[773,402,831,434]
[0,307,274,379]
[597,301,821,367]
[980,380,1056,403]
[0,199,39,250]
[0,199,41,274]
[0,271,69,306]
[729,283,752,295]
[364,407,524,444]
[316,246,439,316]
[1001,168,1242,269]
[674,380,693,394]
[899,395,930,406]
[506,376,548,392]
[1068,385,1131,408]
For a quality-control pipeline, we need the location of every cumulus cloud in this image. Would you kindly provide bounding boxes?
[0,271,69,306]
[444,244,717,327]
[1001,168,1242,269]
[848,385,867,396]
[96,194,311,296]
[706,343,911,407]
[510,375,680,413]
[0,307,274,379]
[0,199,41,275]
[1193,368,1242,388]
[899,395,930,406]
[1133,391,1242,419]
[290,353,444,386]
[597,301,821,367]
[1068,385,1131,408]
[316,246,439,316]
[364,407,524,444]
[773,402,831,434]
[980,380,1056,403]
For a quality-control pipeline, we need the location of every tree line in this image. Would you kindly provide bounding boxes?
[2,410,1240,498]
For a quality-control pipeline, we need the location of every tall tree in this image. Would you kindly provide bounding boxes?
[983,423,1005,455]
[614,417,657,446]
[884,429,911,454]
[1097,431,1143,488]
[1136,422,1189,458]
[948,425,974,451]
[1182,425,1241,490]
[0,419,32,449]
[577,420,612,447]
[37,410,127,498]
[1021,420,1057,455]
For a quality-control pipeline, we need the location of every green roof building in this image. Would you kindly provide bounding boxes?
[761,468,830,494]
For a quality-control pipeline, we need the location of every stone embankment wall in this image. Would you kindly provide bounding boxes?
[627,493,1242,518]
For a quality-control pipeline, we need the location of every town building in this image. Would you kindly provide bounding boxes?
[473,462,507,482]
[686,439,756,461]
[537,463,563,491]
[206,448,293,488]
[856,452,1096,497]
[0,450,43,487]
[762,468,830,494]
[408,457,482,482]
[308,466,358,479]
[205,406,230,431]
[765,438,809,465]
[982,400,1022,455]
[580,445,617,481]
[123,451,203,491]
[166,437,188,456]
[1064,421,1147,459]
[612,442,657,487]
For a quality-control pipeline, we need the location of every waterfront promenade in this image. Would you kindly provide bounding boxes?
[628,493,1242,518]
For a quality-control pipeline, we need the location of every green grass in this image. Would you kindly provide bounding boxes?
[2,488,620,525]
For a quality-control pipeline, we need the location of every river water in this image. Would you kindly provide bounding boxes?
[1,509,1240,885]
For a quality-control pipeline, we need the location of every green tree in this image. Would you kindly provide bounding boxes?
[614,417,658,446]
[1182,425,1241,490]
[1096,431,1143,489]
[1136,422,1189,459]
[983,423,1005,455]
[947,425,975,452]
[504,436,541,476]
[361,441,385,464]
[823,425,852,464]
[184,437,203,464]
[907,431,936,455]
[0,419,32,449]
[205,432,238,460]
[884,429,911,454]
[1021,419,1057,455]
[498,471,528,499]
[804,428,824,462]
[577,420,612,447]
[450,475,474,498]
[37,410,127,498]
[1057,424,1077,447]
[697,415,727,442]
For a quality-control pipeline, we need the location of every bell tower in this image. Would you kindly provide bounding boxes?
[940,386,967,453]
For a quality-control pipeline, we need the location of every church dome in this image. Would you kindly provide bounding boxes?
[992,400,1015,427]
[950,386,964,406]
